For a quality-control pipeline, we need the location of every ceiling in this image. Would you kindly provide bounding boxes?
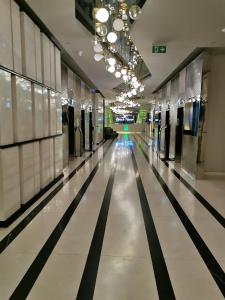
[27,0,225,106]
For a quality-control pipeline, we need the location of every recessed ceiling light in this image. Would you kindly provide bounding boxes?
[221,28,225,33]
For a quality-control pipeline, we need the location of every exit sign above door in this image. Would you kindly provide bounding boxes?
[152,45,167,53]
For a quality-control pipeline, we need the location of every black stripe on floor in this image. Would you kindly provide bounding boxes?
[138,134,225,229]
[9,139,115,300]
[0,140,106,255]
[134,137,225,297]
[130,148,176,300]
[170,168,225,229]
[76,159,117,300]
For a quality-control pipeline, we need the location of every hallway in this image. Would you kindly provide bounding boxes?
[0,135,224,299]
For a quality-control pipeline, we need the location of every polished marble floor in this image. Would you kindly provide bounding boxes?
[0,135,224,300]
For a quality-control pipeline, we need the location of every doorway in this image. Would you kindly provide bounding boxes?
[89,111,93,151]
[175,107,184,160]
[81,109,85,150]
[164,110,170,159]
[68,106,75,156]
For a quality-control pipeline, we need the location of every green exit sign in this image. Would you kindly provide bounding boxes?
[152,45,167,53]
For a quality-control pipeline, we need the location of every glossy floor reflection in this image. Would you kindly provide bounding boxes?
[0,135,224,300]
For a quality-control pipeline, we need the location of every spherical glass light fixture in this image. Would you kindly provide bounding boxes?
[139,85,145,92]
[107,32,118,43]
[123,74,128,81]
[108,57,116,66]
[109,44,117,53]
[129,5,142,21]
[122,14,128,21]
[94,53,102,62]
[96,23,108,36]
[113,18,124,32]
[121,68,127,75]
[106,65,115,73]
[132,76,137,83]
[93,43,103,53]
[115,71,121,78]
[134,81,141,88]
[96,8,109,23]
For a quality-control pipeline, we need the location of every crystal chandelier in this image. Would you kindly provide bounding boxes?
[93,1,145,100]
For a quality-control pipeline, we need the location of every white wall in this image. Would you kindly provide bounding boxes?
[170,76,179,159]
[0,0,63,222]
[181,54,203,177]
[204,51,225,174]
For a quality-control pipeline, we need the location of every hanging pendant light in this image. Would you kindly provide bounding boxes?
[95,8,109,23]
[108,57,116,66]
[121,67,128,75]
[106,65,116,73]
[107,32,118,43]
[122,74,128,81]
[115,71,121,78]
[94,53,103,62]
[93,43,103,53]
[113,18,124,32]
[96,23,108,36]
[92,1,144,92]
[129,5,142,21]
[109,44,117,53]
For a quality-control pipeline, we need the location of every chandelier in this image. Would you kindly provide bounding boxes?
[92,1,145,100]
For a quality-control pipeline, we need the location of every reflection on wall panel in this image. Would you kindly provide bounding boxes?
[43,88,49,137]
[0,0,13,70]
[179,69,186,96]
[12,76,33,142]
[0,70,14,145]
[40,139,50,188]
[76,76,81,103]
[182,54,203,177]
[32,84,44,138]
[182,135,198,177]
[49,91,57,135]
[34,25,42,83]
[186,55,203,98]
[49,138,54,182]
[95,94,104,144]
[20,143,34,204]
[41,33,51,87]
[166,82,171,98]
[80,81,85,106]
[0,147,20,221]
[33,142,40,195]
[68,68,74,91]
[21,12,36,80]
[170,77,179,158]
[54,136,63,178]
[204,53,225,173]
[50,41,55,89]
[55,47,61,91]
[10,0,22,73]
[61,64,67,93]
[56,93,62,134]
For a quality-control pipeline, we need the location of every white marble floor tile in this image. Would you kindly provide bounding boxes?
[27,253,87,300]
[94,256,159,300]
